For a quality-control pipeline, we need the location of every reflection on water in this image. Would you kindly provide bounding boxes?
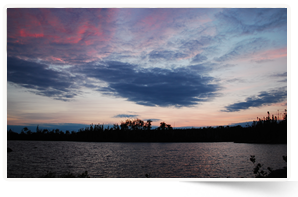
[7,141,287,178]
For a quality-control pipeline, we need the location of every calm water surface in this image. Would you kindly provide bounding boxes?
[7,141,287,178]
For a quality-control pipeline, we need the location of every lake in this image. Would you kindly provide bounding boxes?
[7,141,287,178]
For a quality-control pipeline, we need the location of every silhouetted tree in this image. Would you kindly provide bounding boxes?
[283,109,287,120]
[121,119,144,130]
[7,110,286,143]
[133,119,144,130]
[36,125,41,134]
[120,121,129,131]
[166,124,172,130]
[159,122,166,130]
[22,127,28,133]
[42,129,48,134]
[22,127,32,135]
[144,120,152,130]
[113,124,120,130]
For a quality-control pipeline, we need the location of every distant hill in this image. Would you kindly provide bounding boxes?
[172,121,254,130]
[7,123,97,133]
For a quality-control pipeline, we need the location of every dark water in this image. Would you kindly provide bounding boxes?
[7,141,287,178]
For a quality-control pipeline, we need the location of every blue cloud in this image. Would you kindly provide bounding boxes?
[191,54,208,63]
[271,72,287,78]
[74,61,221,107]
[271,72,287,83]
[7,57,79,101]
[113,114,138,118]
[222,87,287,112]
[146,119,161,122]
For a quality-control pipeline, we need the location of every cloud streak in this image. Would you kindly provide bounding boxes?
[214,37,270,62]
[222,87,287,112]
[113,114,139,118]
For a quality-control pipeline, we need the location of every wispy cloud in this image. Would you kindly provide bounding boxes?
[215,8,287,36]
[148,50,189,61]
[113,114,139,118]
[214,37,270,62]
[271,72,287,83]
[271,72,287,78]
[252,47,287,63]
[191,54,208,63]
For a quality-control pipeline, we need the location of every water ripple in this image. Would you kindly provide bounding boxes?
[7,141,286,178]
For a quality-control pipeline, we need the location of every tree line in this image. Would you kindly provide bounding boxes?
[7,110,287,144]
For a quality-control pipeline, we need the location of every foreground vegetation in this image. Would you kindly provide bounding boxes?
[250,155,287,178]
[7,110,287,144]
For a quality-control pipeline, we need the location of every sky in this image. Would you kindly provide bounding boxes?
[6,8,287,131]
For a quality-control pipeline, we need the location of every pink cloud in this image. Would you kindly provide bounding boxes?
[48,56,65,63]
[7,8,118,64]
[252,47,287,62]
[20,29,44,38]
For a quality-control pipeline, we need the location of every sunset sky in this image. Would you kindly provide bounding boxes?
[7,8,287,131]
